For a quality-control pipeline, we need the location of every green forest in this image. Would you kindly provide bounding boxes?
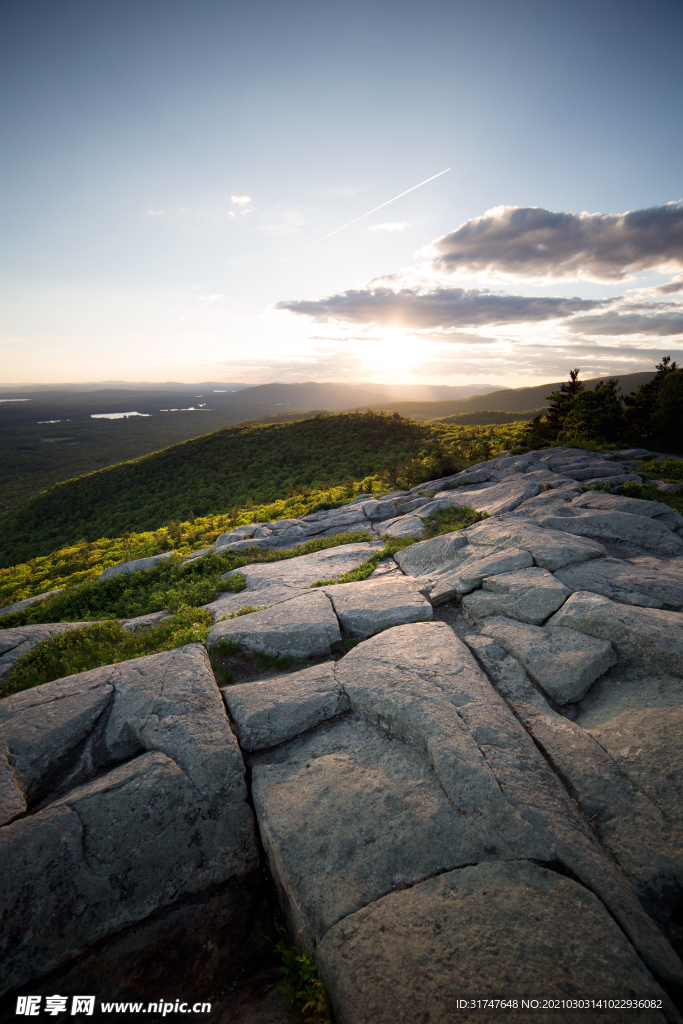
[0,412,530,568]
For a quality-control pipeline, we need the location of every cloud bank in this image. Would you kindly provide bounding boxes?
[276,286,606,329]
[425,203,683,282]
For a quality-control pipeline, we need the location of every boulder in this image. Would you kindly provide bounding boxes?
[428,548,534,604]
[380,514,425,539]
[98,552,173,580]
[324,578,433,637]
[555,558,683,610]
[206,591,342,659]
[361,499,398,520]
[317,861,674,1024]
[547,592,683,675]
[222,663,348,751]
[0,644,257,996]
[461,567,570,624]
[479,616,616,703]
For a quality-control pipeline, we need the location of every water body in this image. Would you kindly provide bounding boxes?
[91,412,151,419]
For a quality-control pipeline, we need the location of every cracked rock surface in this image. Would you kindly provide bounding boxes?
[3,445,683,1020]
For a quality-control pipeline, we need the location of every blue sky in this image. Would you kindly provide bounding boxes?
[1,0,682,386]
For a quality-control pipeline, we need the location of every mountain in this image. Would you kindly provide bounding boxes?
[347,372,656,420]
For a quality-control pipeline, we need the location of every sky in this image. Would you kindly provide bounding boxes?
[1,0,682,388]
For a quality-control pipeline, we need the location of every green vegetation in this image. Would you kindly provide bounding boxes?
[433,408,546,425]
[0,412,532,569]
[0,533,372,624]
[275,934,332,1024]
[309,535,416,587]
[0,607,213,698]
[422,505,489,539]
[522,358,683,452]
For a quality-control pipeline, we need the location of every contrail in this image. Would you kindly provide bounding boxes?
[282,167,451,263]
[178,295,223,321]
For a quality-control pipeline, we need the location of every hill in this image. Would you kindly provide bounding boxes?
[1,412,532,568]
[347,371,656,420]
[0,380,505,513]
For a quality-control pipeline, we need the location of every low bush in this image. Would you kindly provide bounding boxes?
[275,932,331,1024]
[1,533,372,627]
[0,606,213,698]
[422,505,489,539]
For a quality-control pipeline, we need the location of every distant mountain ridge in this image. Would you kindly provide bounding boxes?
[346,371,657,420]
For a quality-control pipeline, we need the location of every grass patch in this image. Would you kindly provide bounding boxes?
[275,932,332,1024]
[308,535,416,587]
[422,504,489,539]
[0,532,372,628]
[0,606,213,698]
[638,457,683,481]
[217,604,266,620]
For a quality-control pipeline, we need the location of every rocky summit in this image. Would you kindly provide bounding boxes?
[2,446,683,1022]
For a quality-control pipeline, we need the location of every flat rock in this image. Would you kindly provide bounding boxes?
[0,644,257,995]
[581,473,643,487]
[0,622,95,685]
[98,552,173,580]
[394,532,467,576]
[222,663,348,751]
[572,491,676,519]
[324,578,433,638]
[251,621,680,988]
[461,567,570,624]
[221,542,379,591]
[530,506,683,557]
[466,636,683,944]
[445,476,541,515]
[0,589,63,619]
[464,517,606,571]
[317,861,673,1024]
[203,584,301,622]
[555,558,683,610]
[479,616,616,703]
[428,548,534,604]
[206,591,342,659]
[547,592,683,675]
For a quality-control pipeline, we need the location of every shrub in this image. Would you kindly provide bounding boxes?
[422,505,489,539]
[0,606,213,698]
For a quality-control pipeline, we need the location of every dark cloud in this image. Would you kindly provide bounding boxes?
[567,310,683,336]
[656,275,683,295]
[427,204,683,282]
[276,286,606,329]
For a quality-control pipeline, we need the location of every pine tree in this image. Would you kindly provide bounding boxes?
[545,368,584,432]
[623,356,679,441]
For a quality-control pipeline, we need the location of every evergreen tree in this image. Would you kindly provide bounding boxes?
[545,368,584,432]
[623,356,679,441]
[560,379,623,444]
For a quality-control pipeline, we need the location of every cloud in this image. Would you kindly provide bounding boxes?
[566,308,683,336]
[368,222,408,232]
[276,285,607,329]
[656,274,683,295]
[425,203,683,282]
[231,195,252,206]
